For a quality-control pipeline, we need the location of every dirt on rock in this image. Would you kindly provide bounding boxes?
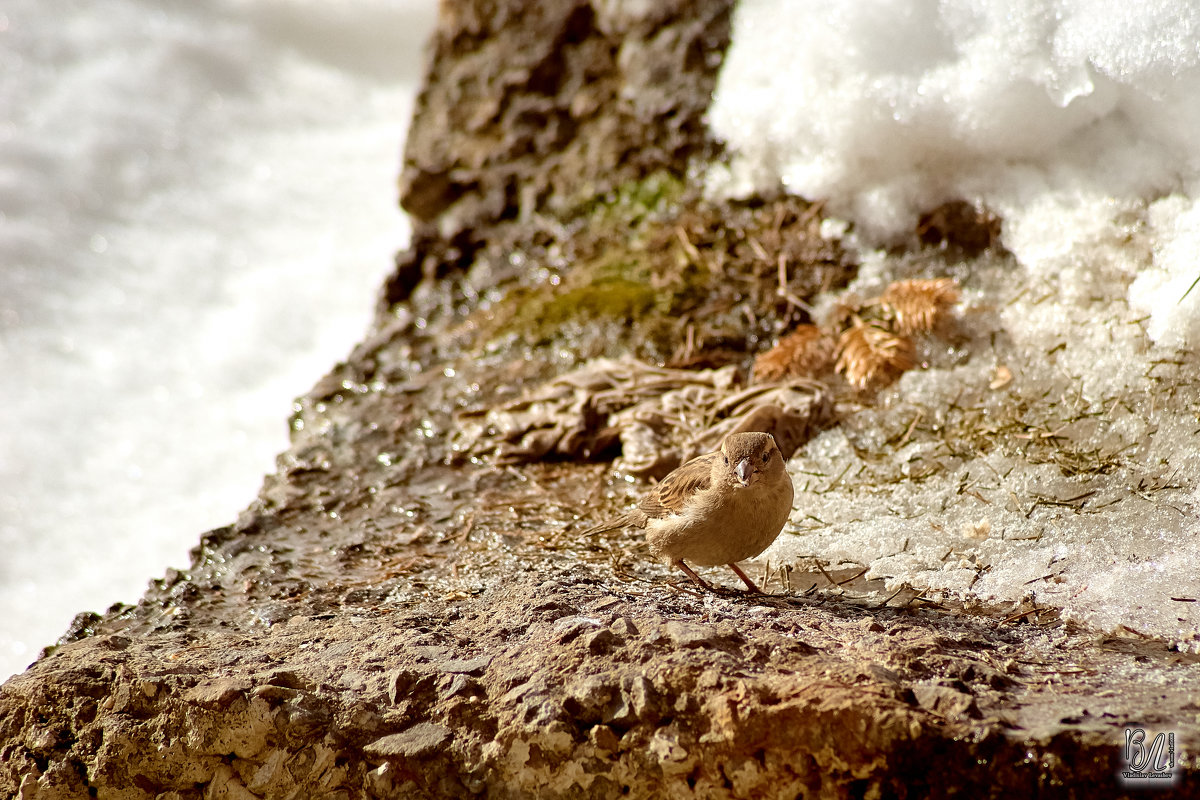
[4,272,1198,796]
[5,553,1197,798]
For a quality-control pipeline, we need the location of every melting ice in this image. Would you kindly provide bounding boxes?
[712,0,1200,646]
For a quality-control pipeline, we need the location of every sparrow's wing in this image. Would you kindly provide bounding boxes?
[638,452,716,520]
[581,452,716,534]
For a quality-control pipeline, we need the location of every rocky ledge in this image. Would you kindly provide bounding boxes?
[3,1,1198,798]
[5,561,1194,798]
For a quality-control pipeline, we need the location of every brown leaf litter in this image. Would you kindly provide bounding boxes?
[452,357,833,479]
[755,277,962,390]
[456,278,962,475]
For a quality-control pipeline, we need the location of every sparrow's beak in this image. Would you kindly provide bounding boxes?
[735,457,752,486]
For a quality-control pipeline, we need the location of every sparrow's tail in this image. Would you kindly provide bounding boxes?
[580,514,633,536]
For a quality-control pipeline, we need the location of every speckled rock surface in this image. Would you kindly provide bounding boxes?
[6,563,1197,798]
[3,0,1199,798]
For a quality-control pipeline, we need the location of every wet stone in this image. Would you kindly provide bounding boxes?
[438,673,477,698]
[867,664,903,685]
[604,674,656,726]
[364,722,452,759]
[911,684,979,720]
[660,620,742,650]
[582,628,620,654]
[184,678,252,709]
[411,645,452,662]
[554,616,605,644]
[567,674,616,720]
[259,668,311,690]
[440,655,492,675]
[587,724,620,752]
[388,669,434,705]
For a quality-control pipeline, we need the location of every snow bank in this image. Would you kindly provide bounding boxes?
[711,0,1200,645]
[709,0,1200,344]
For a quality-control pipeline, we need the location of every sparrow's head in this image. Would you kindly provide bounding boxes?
[719,432,783,487]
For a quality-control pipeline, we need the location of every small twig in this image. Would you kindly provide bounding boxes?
[895,411,923,449]
[454,512,477,543]
[1005,284,1030,306]
[747,236,770,262]
[1022,569,1066,586]
[873,586,907,609]
[908,594,948,609]
[836,566,869,586]
[797,198,827,227]
[777,563,794,591]
[1180,273,1200,303]
[776,254,815,314]
[665,579,705,597]
[675,226,702,264]
[1002,607,1037,623]
[820,462,854,493]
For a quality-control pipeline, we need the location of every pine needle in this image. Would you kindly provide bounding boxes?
[1180,273,1200,304]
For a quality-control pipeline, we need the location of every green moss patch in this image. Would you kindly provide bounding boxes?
[469,171,855,361]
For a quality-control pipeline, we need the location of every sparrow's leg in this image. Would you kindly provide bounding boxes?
[727,563,763,594]
[672,559,716,591]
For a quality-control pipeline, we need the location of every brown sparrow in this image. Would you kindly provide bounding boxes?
[585,432,794,592]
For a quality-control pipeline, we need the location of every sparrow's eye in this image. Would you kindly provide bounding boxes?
[723,455,729,465]
[762,452,770,462]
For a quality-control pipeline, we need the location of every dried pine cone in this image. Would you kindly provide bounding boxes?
[835,322,916,389]
[879,277,961,335]
[753,324,834,382]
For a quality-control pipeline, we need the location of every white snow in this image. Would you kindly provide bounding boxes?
[712,0,1200,645]
[709,0,1200,343]
[0,0,436,680]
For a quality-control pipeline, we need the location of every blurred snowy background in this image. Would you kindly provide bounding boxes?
[0,0,437,680]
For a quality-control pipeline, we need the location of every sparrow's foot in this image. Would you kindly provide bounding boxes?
[672,559,715,591]
[672,560,746,596]
[665,578,706,597]
[728,563,766,594]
